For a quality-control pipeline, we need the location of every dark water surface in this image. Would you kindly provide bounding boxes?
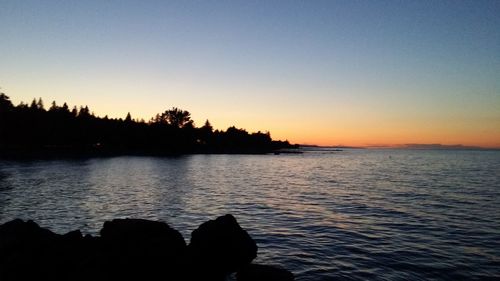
[1,149,500,280]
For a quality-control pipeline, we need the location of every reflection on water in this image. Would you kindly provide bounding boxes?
[1,149,500,280]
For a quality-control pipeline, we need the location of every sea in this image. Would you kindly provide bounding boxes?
[1,148,499,280]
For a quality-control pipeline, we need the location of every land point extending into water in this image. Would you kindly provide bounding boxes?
[0,94,296,158]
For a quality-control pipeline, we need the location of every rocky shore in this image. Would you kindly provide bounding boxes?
[0,214,294,281]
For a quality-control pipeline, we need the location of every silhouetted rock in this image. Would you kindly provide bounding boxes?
[0,219,60,280]
[100,218,187,280]
[61,229,83,240]
[0,219,56,248]
[0,215,288,281]
[237,264,295,281]
[100,218,186,252]
[187,214,257,280]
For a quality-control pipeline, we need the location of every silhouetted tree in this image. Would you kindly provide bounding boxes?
[71,106,78,117]
[202,120,213,132]
[125,112,132,123]
[37,98,45,111]
[78,106,90,118]
[0,95,293,157]
[49,101,58,112]
[30,98,37,110]
[158,107,193,128]
[0,93,13,111]
[62,103,69,112]
[17,101,28,109]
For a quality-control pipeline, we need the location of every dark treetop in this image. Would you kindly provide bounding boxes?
[0,94,294,158]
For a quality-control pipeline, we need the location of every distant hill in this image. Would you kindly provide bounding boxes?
[400,144,491,150]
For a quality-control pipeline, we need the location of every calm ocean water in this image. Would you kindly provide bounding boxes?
[1,149,499,280]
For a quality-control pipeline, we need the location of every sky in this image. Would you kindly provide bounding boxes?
[1,0,499,147]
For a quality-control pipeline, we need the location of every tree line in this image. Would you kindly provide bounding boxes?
[0,93,294,157]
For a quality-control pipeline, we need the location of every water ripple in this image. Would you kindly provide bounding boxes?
[1,150,500,280]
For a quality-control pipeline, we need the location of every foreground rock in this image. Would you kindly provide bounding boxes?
[187,214,257,280]
[0,215,291,281]
[99,218,187,280]
[0,219,92,280]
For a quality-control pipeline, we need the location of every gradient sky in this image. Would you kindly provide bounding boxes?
[1,1,499,147]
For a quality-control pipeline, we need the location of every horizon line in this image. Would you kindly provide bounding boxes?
[298,143,500,150]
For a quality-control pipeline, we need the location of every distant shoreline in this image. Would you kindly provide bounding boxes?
[300,144,498,151]
[3,145,498,160]
[0,145,301,160]
[0,94,296,159]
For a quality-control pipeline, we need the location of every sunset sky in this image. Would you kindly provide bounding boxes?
[1,1,499,147]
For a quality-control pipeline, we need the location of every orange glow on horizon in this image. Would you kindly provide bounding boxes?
[267,124,500,149]
[275,134,500,149]
[6,94,500,150]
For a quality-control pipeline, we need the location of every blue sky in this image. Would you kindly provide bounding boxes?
[1,0,499,146]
